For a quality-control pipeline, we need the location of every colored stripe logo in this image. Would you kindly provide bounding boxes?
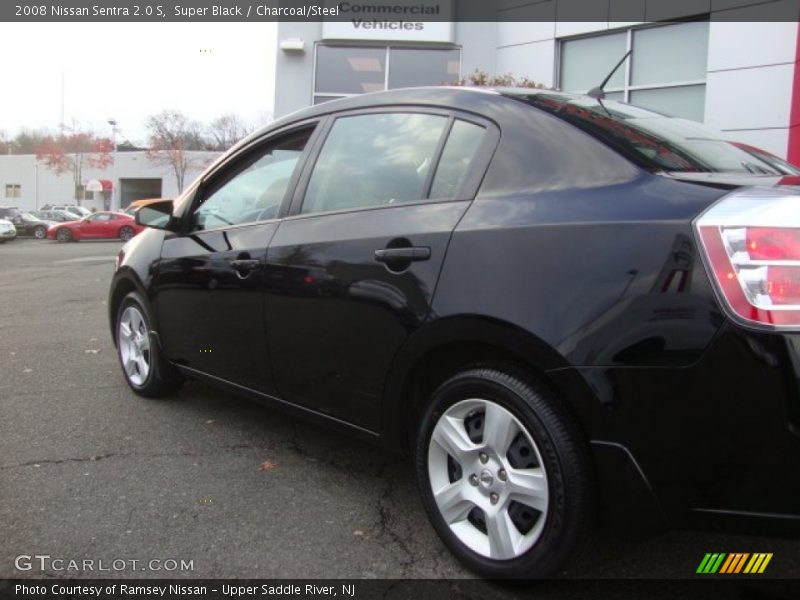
[696,553,773,574]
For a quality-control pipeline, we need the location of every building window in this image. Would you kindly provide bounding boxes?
[5,184,21,198]
[314,45,461,104]
[559,21,709,122]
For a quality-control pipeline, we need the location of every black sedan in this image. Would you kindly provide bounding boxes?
[109,87,800,579]
[9,212,53,239]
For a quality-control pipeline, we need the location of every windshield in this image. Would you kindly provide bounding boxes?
[20,213,38,222]
[514,91,798,175]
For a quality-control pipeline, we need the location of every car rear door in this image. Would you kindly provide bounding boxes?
[264,109,498,431]
[152,122,322,395]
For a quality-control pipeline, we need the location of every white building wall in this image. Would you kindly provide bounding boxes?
[704,20,798,156]
[495,14,798,158]
[0,151,220,213]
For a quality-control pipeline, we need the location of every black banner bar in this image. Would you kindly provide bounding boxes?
[1,0,799,22]
[2,579,800,600]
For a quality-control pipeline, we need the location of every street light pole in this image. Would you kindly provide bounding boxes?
[107,119,118,211]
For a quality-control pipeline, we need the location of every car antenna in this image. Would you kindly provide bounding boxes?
[587,50,632,100]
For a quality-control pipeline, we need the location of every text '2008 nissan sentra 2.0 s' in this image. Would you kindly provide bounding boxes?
[108,87,800,578]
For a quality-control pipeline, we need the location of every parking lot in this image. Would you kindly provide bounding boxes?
[2,238,800,586]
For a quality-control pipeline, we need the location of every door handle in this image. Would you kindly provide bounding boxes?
[230,258,261,278]
[231,259,261,270]
[374,247,431,262]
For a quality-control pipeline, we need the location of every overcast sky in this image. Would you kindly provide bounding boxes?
[0,23,277,144]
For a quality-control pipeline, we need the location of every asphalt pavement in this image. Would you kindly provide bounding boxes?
[1,238,799,591]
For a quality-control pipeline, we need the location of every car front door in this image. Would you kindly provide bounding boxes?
[77,213,112,237]
[264,110,497,430]
[152,123,320,395]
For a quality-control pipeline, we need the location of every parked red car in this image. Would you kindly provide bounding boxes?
[47,211,144,243]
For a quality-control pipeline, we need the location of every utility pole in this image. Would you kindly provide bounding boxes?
[107,119,119,211]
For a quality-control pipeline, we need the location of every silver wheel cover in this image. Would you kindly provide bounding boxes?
[428,398,549,560]
[118,305,151,386]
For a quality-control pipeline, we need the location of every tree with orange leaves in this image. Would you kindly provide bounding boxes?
[36,128,113,203]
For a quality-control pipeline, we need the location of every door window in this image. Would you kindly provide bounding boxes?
[301,112,448,215]
[192,128,313,231]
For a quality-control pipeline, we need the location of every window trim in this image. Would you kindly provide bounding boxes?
[556,18,709,105]
[285,106,500,221]
[312,43,463,105]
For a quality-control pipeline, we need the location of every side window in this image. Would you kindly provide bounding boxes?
[429,120,486,200]
[89,214,111,222]
[192,128,313,231]
[301,112,448,215]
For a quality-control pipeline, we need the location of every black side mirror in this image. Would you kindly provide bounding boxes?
[135,200,178,231]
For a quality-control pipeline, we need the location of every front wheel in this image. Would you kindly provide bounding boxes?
[116,291,183,398]
[56,228,73,243]
[34,226,47,239]
[415,368,594,578]
[119,226,134,242]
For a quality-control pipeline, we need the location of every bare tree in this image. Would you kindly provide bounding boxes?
[207,114,252,151]
[0,130,10,155]
[145,110,208,192]
[6,128,53,154]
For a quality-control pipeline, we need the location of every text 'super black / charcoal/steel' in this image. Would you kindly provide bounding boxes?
[108,87,800,578]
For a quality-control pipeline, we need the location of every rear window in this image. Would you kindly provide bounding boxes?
[516,92,796,175]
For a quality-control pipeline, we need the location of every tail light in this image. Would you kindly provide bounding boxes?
[695,187,800,328]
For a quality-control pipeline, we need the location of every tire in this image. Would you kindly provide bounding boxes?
[116,291,183,398]
[119,226,134,242]
[415,367,594,579]
[56,228,73,243]
[34,226,47,239]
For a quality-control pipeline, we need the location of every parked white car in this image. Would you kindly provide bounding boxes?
[42,204,92,219]
[0,218,17,243]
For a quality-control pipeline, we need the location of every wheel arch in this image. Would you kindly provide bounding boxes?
[108,270,148,347]
[381,315,597,454]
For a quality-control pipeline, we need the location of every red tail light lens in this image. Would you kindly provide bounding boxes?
[746,227,800,260]
[695,188,800,328]
[766,266,800,305]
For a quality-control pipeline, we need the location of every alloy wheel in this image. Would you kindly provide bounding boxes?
[427,398,549,560]
[118,305,151,386]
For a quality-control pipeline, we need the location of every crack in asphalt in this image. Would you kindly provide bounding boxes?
[0,445,273,470]
[374,467,419,577]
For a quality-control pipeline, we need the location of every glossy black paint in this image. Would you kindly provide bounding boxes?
[10,214,50,237]
[109,87,800,533]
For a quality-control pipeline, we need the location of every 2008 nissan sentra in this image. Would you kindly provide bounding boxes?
[108,87,800,578]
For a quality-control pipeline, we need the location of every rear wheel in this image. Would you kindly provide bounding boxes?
[119,226,134,242]
[415,367,593,578]
[116,291,183,397]
[56,228,72,243]
[33,226,47,239]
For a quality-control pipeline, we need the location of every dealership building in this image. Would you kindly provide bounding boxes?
[0,151,219,213]
[274,2,800,162]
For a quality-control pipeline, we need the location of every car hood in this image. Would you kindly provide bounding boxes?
[664,172,800,191]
